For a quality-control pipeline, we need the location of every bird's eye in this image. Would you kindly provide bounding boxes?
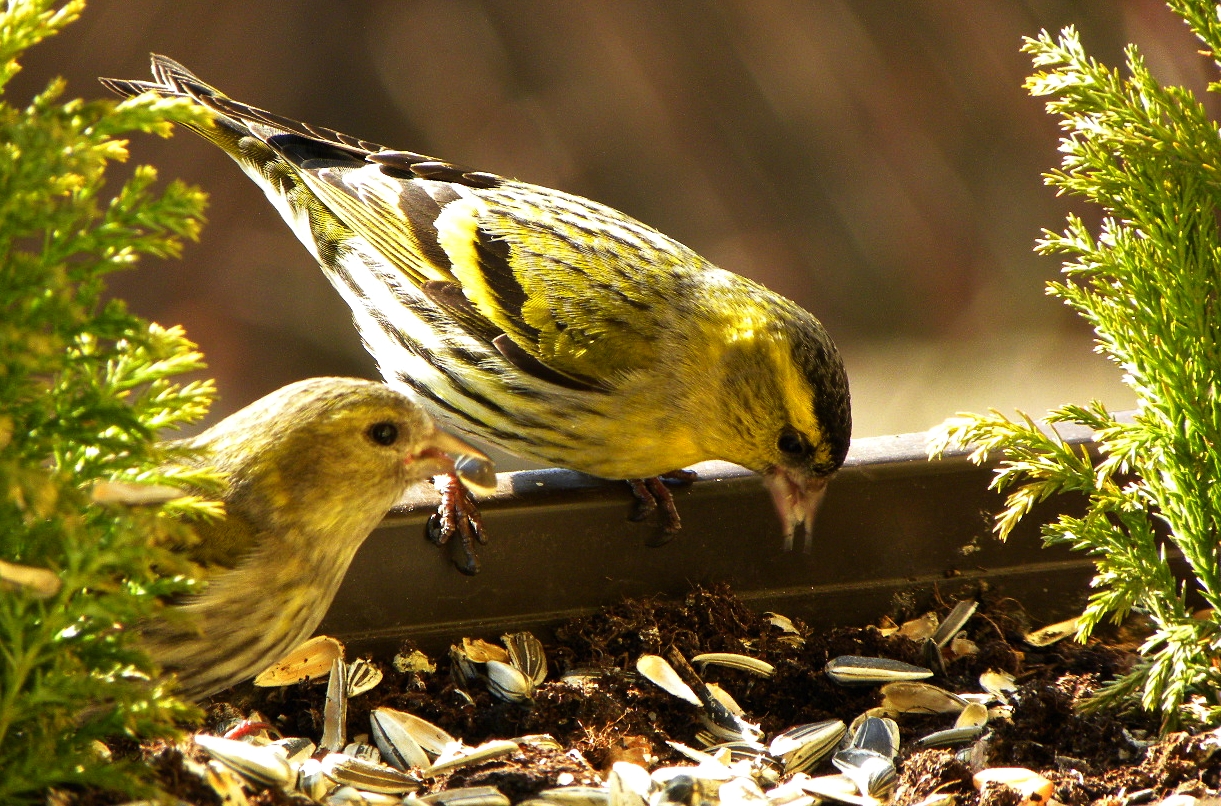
[367,422,399,446]
[777,428,810,458]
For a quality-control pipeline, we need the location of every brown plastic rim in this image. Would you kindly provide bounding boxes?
[318,424,1103,655]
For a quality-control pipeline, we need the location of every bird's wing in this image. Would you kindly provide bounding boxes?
[104,56,696,390]
[303,159,703,386]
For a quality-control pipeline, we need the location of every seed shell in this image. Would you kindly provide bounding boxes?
[825,656,933,685]
[636,654,702,706]
[691,653,776,678]
[254,635,345,687]
[371,708,430,771]
[879,681,968,714]
[193,733,293,788]
[321,657,348,751]
[417,786,513,806]
[769,720,846,774]
[487,659,535,703]
[503,632,548,686]
[347,658,383,697]
[932,600,978,648]
[423,739,519,777]
[1023,616,1080,647]
[319,752,421,794]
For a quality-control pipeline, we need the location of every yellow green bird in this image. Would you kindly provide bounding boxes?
[139,377,492,700]
[101,56,851,573]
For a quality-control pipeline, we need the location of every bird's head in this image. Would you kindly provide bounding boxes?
[195,377,494,544]
[704,302,851,551]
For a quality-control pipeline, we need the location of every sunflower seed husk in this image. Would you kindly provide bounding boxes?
[636,654,702,706]
[764,612,801,634]
[320,752,421,794]
[254,635,345,687]
[487,659,535,703]
[763,613,805,647]
[973,767,1054,805]
[850,717,899,759]
[347,658,383,697]
[193,734,293,788]
[609,761,652,806]
[917,725,986,748]
[932,600,978,648]
[503,632,548,686]
[705,682,746,716]
[297,756,330,800]
[879,681,968,714]
[518,734,565,751]
[896,612,940,642]
[699,701,762,744]
[373,707,456,758]
[979,670,1018,703]
[271,736,316,765]
[344,741,381,763]
[451,644,484,687]
[956,702,990,729]
[423,739,519,777]
[323,785,403,805]
[718,776,769,806]
[831,748,896,798]
[418,786,513,806]
[921,638,947,678]
[531,786,610,806]
[769,720,845,774]
[825,656,933,685]
[950,636,979,657]
[321,657,348,751]
[370,708,430,771]
[204,758,250,806]
[765,776,816,806]
[667,740,720,766]
[462,637,509,664]
[797,773,879,806]
[1023,616,1080,647]
[705,740,780,766]
[691,653,776,678]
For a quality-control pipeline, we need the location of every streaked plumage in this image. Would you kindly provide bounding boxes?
[101,56,851,560]
[141,377,492,700]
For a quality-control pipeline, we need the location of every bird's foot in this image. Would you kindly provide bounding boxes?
[627,469,698,543]
[428,473,486,575]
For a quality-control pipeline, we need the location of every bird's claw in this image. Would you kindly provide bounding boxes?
[627,469,697,544]
[428,473,485,575]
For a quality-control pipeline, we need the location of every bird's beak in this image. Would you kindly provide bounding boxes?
[762,468,830,552]
[410,430,497,494]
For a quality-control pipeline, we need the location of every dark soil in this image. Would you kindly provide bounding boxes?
[75,584,1221,804]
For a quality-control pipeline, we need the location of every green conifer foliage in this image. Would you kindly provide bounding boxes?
[931,1,1221,729]
[0,1,219,798]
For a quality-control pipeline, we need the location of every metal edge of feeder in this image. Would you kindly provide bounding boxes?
[319,422,1104,655]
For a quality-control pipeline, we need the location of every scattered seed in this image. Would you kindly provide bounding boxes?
[636,654,702,706]
[254,635,345,687]
[825,656,933,685]
[691,653,776,678]
[1024,617,1080,647]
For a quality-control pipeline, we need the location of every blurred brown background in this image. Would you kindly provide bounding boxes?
[12,1,1211,464]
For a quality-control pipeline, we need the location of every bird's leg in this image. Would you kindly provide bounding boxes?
[428,473,486,575]
[627,469,698,538]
